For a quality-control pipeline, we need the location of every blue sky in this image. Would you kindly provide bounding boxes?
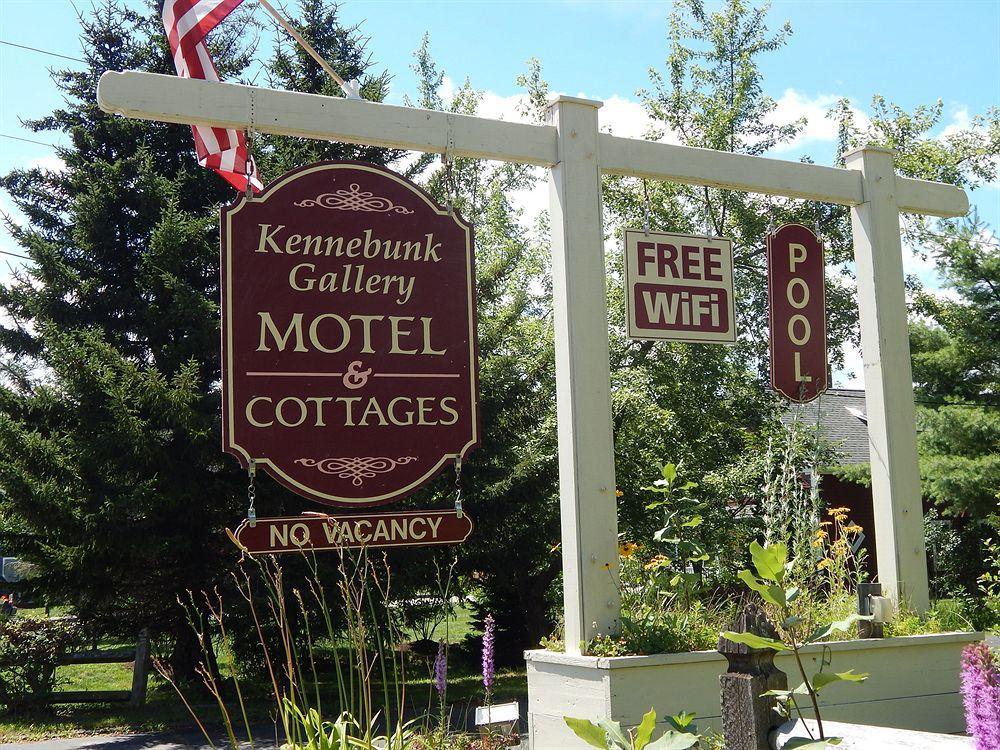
[1,0,998,384]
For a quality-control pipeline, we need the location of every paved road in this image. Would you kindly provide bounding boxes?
[0,729,279,750]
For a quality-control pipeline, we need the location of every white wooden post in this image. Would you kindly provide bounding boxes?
[547,96,620,651]
[844,146,930,613]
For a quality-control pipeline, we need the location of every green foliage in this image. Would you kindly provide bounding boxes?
[727,540,870,744]
[564,708,701,750]
[587,464,731,656]
[759,419,830,579]
[642,463,714,606]
[0,617,80,713]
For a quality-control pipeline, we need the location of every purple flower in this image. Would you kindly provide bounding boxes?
[961,642,1000,750]
[433,640,447,701]
[482,614,496,699]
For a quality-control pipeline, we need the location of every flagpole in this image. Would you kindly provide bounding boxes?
[256,0,360,99]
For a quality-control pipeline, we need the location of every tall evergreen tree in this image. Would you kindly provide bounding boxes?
[0,0,394,675]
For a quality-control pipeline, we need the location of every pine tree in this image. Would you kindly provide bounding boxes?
[0,0,393,675]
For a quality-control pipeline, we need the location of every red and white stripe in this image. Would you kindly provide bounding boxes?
[161,0,262,193]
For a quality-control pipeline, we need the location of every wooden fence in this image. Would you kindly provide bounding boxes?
[46,628,151,707]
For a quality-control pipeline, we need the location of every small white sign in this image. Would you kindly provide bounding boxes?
[624,229,737,344]
[475,701,520,726]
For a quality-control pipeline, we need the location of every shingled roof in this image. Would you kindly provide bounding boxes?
[781,388,870,465]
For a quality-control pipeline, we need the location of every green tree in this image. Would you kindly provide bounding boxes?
[0,0,394,676]
[618,0,860,366]
[830,94,1000,526]
[910,217,1000,527]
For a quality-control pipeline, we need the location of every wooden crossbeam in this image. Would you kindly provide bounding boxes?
[97,71,968,218]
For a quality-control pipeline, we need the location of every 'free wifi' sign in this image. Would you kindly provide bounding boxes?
[624,229,737,345]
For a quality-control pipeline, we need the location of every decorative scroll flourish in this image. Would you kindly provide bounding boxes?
[293,183,414,214]
[295,456,418,486]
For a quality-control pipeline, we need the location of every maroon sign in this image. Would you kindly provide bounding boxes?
[221,162,479,506]
[767,224,828,403]
[230,510,474,554]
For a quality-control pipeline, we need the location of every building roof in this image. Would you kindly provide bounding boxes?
[781,388,870,465]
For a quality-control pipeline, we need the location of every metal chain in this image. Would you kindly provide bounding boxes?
[244,91,257,200]
[453,457,463,519]
[443,117,456,215]
[814,204,823,244]
[642,179,651,236]
[247,460,257,527]
[442,153,456,215]
[767,196,776,235]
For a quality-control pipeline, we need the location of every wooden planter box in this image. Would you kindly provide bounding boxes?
[525,631,982,750]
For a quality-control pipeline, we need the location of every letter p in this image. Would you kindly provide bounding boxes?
[789,243,808,273]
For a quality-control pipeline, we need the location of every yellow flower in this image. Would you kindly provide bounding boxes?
[601,562,612,570]
[817,558,832,570]
[615,488,624,497]
[644,555,672,570]
[814,529,828,539]
[829,506,851,515]
[843,524,863,534]
[811,538,824,548]
[618,542,639,558]
[819,521,833,527]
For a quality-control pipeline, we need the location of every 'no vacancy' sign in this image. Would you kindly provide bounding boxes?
[624,230,737,344]
[220,162,480,507]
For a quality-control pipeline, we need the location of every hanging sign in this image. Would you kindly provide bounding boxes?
[221,162,479,507]
[623,230,737,343]
[767,223,827,403]
[231,510,474,555]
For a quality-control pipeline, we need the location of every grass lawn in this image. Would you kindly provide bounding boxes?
[0,666,529,743]
[0,604,527,743]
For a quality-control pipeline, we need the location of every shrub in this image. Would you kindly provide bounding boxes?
[0,616,80,713]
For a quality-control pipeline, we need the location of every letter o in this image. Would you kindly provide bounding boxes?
[786,278,810,309]
[276,397,308,427]
[788,314,811,346]
[308,313,350,354]
[289,523,310,547]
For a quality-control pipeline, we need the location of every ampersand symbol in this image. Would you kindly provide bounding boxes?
[343,361,372,390]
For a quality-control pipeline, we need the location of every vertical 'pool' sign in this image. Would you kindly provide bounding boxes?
[220,161,479,507]
[767,223,828,403]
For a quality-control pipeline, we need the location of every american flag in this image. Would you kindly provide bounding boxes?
[160,0,263,193]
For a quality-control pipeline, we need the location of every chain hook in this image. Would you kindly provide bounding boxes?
[453,456,463,519]
[642,179,652,236]
[247,459,257,527]
[443,116,456,215]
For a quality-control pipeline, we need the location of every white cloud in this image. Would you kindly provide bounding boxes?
[765,89,869,153]
[439,81,664,227]
[939,106,972,140]
[29,154,66,173]
[598,95,662,141]
[834,343,864,389]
